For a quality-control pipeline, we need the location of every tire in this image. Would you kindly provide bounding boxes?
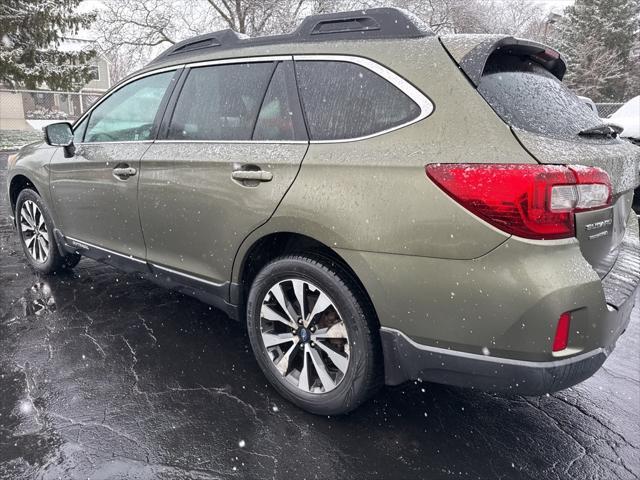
[246,254,382,415]
[15,189,81,274]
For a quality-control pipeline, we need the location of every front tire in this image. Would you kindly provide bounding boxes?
[15,189,81,274]
[246,254,382,415]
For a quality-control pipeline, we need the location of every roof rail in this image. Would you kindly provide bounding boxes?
[153,29,244,61]
[150,8,433,64]
[294,8,432,39]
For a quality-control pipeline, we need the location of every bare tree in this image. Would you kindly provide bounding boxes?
[95,0,550,82]
[204,0,302,34]
[96,0,211,50]
[98,0,307,48]
[447,0,545,35]
[96,0,316,81]
[315,0,547,35]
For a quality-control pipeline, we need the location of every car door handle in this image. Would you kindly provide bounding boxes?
[231,170,273,182]
[113,166,137,179]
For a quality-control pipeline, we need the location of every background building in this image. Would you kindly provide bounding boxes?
[0,38,110,131]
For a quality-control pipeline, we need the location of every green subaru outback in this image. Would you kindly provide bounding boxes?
[6,8,640,415]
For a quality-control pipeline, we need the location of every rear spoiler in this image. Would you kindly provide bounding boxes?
[439,35,567,86]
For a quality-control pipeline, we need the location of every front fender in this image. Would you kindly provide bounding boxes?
[6,142,57,219]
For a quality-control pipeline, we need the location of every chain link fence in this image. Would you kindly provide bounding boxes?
[0,89,102,130]
[0,89,103,150]
[595,103,623,118]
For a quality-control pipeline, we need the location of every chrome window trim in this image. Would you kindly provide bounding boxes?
[185,55,292,69]
[74,54,433,146]
[293,54,434,143]
[78,140,155,146]
[154,139,308,145]
[65,236,147,264]
[152,263,225,287]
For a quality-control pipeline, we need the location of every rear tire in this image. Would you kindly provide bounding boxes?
[246,254,382,415]
[15,189,81,274]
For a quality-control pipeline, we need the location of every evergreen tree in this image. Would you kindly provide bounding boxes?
[0,0,96,90]
[556,0,639,102]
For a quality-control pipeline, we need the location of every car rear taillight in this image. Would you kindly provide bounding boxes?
[552,312,571,351]
[425,164,611,240]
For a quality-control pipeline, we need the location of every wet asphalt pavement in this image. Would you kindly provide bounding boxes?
[0,151,638,480]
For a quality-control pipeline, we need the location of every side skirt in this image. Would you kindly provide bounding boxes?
[147,263,240,320]
[56,230,240,320]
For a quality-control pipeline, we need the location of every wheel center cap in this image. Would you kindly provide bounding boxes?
[298,327,311,343]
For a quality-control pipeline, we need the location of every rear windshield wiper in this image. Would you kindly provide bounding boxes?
[578,123,622,138]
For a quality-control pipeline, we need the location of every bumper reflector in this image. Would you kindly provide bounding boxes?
[553,312,571,351]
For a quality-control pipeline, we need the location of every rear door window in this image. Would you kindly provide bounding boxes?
[477,55,602,137]
[167,62,274,141]
[295,60,420,140]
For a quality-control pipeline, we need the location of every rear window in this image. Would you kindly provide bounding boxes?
[477,55,602,137]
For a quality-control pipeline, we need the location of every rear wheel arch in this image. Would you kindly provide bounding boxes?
[236,232,380,330]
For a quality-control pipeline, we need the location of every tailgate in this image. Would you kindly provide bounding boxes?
[514,130,639,277]
[440,34,640,276]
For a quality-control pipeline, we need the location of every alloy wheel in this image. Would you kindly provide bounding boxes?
[20,200,50,263]
[260,279,350,394]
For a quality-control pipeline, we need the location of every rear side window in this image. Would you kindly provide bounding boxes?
[478,55,602,137]
[167,62,274,141]
[295,60,420,140]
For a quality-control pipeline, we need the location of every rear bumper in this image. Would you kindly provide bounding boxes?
[380,218,639,394]
[381,277,636,394]
[381,326,609,394]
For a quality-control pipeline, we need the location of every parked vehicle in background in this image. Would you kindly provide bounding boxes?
[608,96,640,213]
[5,8,640,415]
[609,96,640,143]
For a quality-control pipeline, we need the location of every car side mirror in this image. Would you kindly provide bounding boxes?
[44,122,75,157]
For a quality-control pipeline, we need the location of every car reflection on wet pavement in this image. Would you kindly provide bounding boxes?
[1,152,639,480]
